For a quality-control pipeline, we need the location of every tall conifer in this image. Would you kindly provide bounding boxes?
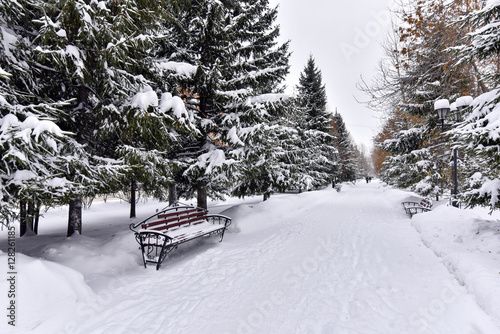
[295,55,336,188]
[0,0,86,233]
[161,0,290,206]
[33,0,193,234]
[452,1,500,210]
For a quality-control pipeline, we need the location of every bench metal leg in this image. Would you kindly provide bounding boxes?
[137,232,174,270]
[219,228,225,242]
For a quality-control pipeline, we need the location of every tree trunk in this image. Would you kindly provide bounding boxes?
[67,195,82,236]
[197,181,207,209]
[33,202,40,235]
[130,178,136,218]
[168,183,177,206]
[19,200,27,237]
[27,199,35,234]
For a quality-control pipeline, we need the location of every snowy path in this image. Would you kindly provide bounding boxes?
[3,181,500,334]
[68,182,498,334]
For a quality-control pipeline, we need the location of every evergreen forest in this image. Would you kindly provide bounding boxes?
[365,0,500,212]
[0,0,370,236]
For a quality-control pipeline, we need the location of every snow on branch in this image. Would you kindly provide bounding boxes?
[458,88,500,141]
[157,60,197,78]
[244,93,288,106]
[159,92,194,123]
[185,147,236,176]
[0,66,11,79]
[130,85,158,110]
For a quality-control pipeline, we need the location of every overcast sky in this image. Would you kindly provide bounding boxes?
[268,0,394,150]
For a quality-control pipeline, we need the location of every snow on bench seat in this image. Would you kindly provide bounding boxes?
[138,221,224,242]
[130,204,231,270]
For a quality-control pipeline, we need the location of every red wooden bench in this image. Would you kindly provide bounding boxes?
[401,198,432,218]
[129,204,231,270]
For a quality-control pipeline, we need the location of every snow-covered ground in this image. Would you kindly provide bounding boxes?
[2,180,500,334]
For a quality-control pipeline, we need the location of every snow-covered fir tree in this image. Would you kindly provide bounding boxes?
[159,0,290,206]
[297,55,329,131]
[330,112,356,182]
[231,97,301,201]
[451,1,500,210]
[31,0,195,233]
[294,55,337,188]
[454,0,500,88]
[0,0,89,234]
[367,1,485,200]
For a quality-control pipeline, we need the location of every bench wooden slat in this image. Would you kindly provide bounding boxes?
[176,211,207,222]
[149,218,207,232]
[144,216,207,230]
[157,208,200,219]
[142,217,179,229]
[143,215,192,228]
[142,211,208,229]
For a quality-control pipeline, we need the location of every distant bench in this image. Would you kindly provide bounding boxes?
[129,204,231,270]
[401,198,432,218]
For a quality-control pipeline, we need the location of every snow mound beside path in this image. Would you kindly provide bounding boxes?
[0,252,95,334]
[412,203,500,328]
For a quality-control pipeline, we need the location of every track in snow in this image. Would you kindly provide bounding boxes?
[58,181,500,334]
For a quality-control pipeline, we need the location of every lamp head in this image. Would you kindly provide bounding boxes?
[454,96,473,122]
[455,96,473,110]
[434,99,450,121]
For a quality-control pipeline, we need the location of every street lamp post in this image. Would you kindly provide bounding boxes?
[448,101,459,207]
[433,97,472,208]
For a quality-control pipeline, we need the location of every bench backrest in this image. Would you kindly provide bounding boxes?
[420,198,432,209]
[141,206,208,232]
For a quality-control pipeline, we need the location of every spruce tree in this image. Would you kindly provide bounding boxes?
[331,112,356,182]
[294,55,336,188]
[0,0,87,233]
[231,97,303,200]
[455,0,500,86]
[451,2,500,210]
[297,55,329,131]
[366,0,484,198]
[33,0,193,234]
[160,0,290,206]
